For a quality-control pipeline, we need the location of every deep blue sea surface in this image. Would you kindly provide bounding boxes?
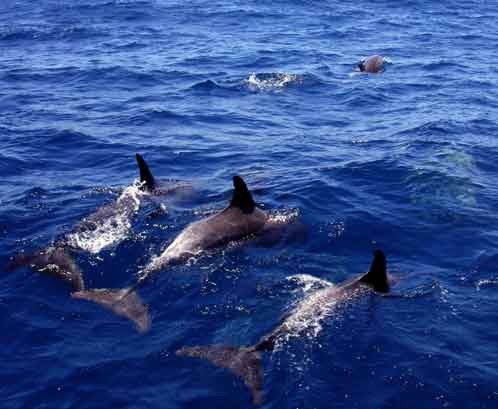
[2,0,498,407]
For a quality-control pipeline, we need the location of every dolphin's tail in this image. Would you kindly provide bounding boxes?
[176,344,264,405]
[72,287,150,333]
[7,246,85,292]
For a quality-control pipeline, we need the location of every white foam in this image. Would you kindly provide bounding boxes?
[286,273,334,294]
[273,278,362,349]
[476,278,498,290]
[280,288,339,343]
[245,72,303,90]
[265,277,334,349]
[66,181,146,254]
[267,208,300,224]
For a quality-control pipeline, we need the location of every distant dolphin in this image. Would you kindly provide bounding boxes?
[8,154,180,330]
[358,55,385,73]
[73,176,286,331]
[176,250,390,405]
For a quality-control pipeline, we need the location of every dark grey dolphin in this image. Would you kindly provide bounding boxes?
[141,176,267,274]
[8,154,176,331]
[73,176,284,331]
[9,246,86,292]
[358,55,385,73]
[64,154,154,254]
[176,250,390,405]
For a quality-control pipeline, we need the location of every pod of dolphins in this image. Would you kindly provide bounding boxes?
[10,58,390,405]
[9,150,393,405]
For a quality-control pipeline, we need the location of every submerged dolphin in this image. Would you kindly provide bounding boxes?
[9,154,173,317]
[358,55,385,73]
[73,176,276,331]
[176,250,390,405]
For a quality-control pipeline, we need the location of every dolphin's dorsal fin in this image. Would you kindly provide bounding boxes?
[359,250,389,292]
[136,153,155,191]
[230,176,256,214]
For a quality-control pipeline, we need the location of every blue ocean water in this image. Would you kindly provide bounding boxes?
[2,0,498,407]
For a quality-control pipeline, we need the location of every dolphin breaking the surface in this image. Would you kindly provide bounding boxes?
[358,55,385,73]
[176,250,390,405]
[141,175,268,275]
[73,176,283,331]
[8,154,180,331]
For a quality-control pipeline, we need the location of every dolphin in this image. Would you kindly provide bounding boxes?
[358,55,385,73]
[176,250,390,405]
[141,176,268,275]
[8,154,175,331]
[64,154,158,254]
[73,176,273,331]
[62,153,192,254]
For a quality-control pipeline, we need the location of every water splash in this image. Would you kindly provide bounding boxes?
[268,277,364,350]
[65,181,146,253]
[245,72,303,90]
[476,278,498,291]
[274,286,362,350]
[267,208,300,224]
[286,273,334,294]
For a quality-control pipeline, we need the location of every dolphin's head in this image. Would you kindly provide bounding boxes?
[359,55,385,74]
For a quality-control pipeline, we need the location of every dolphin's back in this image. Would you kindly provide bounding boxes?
[143,207,267,274]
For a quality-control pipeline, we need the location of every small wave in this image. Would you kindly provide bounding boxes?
[188,73,316,94]
[343,90,391,106]
[65,181,145,253]
[73,66,163,87]
[128,108,191,126]
[385,280,444,299]
[3,66,164,88]
[56,0,155,21]
[0,153,27,176]
[189,79,222,91]
[423,60,469,72]
[476,278,498,291]
[112,41,147,50]
[0,25,104,42]
[187,79,242,94]
[395,119,463,139]
[245,72,304,91]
